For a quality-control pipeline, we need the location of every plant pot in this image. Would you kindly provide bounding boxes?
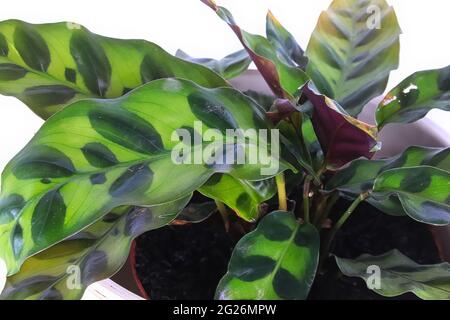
[75,71,450,299]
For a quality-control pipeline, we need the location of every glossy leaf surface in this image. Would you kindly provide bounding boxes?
[373,166,450,226]
[1,197,190,300]
[306,0,401,116]
[336,250,450,300]
[0,19,227,119]
[327,146,450,194]
[199,174,276,222]
[175,49,251,79]
[216,211,319,300]
[0,78,285,275]
[376,66,450,128]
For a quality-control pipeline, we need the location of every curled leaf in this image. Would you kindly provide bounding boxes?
[175,49,251,80]
[301,82,379,169]
[202,0,308,99]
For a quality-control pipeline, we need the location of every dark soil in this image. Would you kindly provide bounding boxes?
[308,199,442,300]
[134,197,442,300]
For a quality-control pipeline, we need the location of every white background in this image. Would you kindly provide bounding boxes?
[0,0,449,170]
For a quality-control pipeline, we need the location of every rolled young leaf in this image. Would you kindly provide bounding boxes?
[0,78,288,275]
[376,65,450,128]
[198,174,276,222]
[216,211,319,300]
[266,11,308,70]
[0,19,228,119]
[335,250,450,300]
[301,82,379,169]
[202,0,309,99]
[306,0,401,116]
[0,196,191,300]
[175,49,251,79]
[372,166,450,226]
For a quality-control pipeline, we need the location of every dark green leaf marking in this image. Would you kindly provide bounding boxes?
[109,163,153,199]
[273,268,303,300]
[437,66,450,91]
[64,68,77,83]
[230,255,276,282]
[21,85,77,109]
[79,250,108,285]
[216,211,320,300]
[188,92,238,132]
[12,145,76,179]
[399,168,432,193]
[89,108,164,155]
[0,64,27,81]
[140,54,173,83]
[12,224,23,258]
[0,32,8,56]
[70,29,111,97]
[31,189,67,246]
[90,173,106,185]
[0,194,24,225]
[13,23,50,72]
[81,143,118,168]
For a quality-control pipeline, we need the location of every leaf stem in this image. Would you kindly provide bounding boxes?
[320,192,369,267]
[303,175,313,223]
[275,173,288,211]
[215,200,230,231]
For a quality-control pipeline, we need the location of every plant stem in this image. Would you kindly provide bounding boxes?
[313,191,339,227]
[275,173,288,211]
[319,192,369,267]
[303,175,313,223]
[215,200,230,231]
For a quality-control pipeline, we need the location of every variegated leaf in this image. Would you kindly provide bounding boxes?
[0,78,288,275]
[175,49,251,79]
[199,174,276,222]
[0,196,190,300]
[372,166,450,226]
[376,65,450,128]
[0,19,227,119]
[336,250,450,300]
[306,0,401,116]
[216,211,319,300]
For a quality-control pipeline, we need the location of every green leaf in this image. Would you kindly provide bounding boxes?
[300,82,379,169]
[199,174,276,222]
[175,201,217,224]
[202,0,309,99]
[335,250,450,300]
[0,78,288,275]
[216,211,319,300]
[0,196,190,300]
[306,0,401,116]
[266,11,308,69]
[175,49,251,79]
[327,146,450,195]
[372,166,450,226]
[376,65,450,128]
[0,19,227,119]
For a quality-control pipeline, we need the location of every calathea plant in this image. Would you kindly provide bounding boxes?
[0,0,449,300]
